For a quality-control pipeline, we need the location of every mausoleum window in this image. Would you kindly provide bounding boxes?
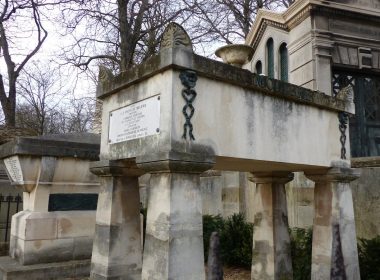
[279,43,288,82]
[266,38,274,78]
[255,60,262,74]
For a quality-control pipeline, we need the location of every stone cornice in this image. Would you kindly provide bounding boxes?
[245,0,380,54]
[97,47,354,114]
[0,134,100,160]
[245,9,286,47]
[249,19,289,53]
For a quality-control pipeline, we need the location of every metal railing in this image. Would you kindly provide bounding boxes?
[0,194,22,242]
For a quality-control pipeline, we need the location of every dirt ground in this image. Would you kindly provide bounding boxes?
[68,266,251,279]
[223,266,251,279]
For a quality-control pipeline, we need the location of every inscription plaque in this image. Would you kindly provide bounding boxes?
[4,156,23,183]
[108,95,160,144]
[48,193,98,211]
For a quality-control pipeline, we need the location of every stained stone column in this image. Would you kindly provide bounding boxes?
[200,170,222,216]
[305,167,360,280]
[249,172,294,280]
[90,160,144,280]
[137,152,215,280]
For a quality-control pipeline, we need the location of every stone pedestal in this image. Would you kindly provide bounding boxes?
[90,160,144,280]
[249,172,294,280]
[137,152,215,280]
[305,167,360,280]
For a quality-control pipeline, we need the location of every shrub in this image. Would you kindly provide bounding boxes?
[358,236,380,280]
[290,227,312,280]
[203,213,253,267]
[219,213,253,268]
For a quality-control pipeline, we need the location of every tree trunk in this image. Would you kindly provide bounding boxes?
[0,74,16,127]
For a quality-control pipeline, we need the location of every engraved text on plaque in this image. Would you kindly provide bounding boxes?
[108,95,160,144]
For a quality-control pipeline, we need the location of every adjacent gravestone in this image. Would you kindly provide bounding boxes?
[0,133,100,279]
[207,232,223,280]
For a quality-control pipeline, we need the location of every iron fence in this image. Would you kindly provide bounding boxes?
[0,194,22,242]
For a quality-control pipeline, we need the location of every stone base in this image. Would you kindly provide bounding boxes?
[0,256,90,280]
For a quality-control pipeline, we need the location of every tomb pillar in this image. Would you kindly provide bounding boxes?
[305,167,360,280]
[249,172,294,280]
[137,151,215,280]
[90,160,144,280]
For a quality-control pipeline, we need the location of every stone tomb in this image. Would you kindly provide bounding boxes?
[92,23,360,280]
[0,133,100,279]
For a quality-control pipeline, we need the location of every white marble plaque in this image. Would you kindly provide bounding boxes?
[4,156,23,183]
[108,95,160,144]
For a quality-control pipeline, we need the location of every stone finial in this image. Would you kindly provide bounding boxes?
[160,22,193,51]
[98,65,114,83]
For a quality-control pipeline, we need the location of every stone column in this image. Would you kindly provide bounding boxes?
[305,167,360,280]
[90,160,144,280]
[200,170,222,216]
[249,172,294,280]
[137,152,215,280]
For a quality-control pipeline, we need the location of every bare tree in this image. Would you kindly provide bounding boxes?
[0,0,52,127]
[61,97,95,133]
[182,0,293,47]
[58,0,192,72]
[16,95,95,135]
[17,61,67,135]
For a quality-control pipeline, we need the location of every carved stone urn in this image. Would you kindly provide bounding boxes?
[215,44,254,68]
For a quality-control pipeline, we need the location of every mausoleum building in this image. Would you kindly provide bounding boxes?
[245,0,380,239]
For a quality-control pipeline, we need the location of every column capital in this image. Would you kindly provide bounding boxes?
[136,151,215,174]
[90,160,144,177]
[249,171,294,184]
[304,167,360,183]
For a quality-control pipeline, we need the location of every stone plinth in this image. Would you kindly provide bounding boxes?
[305,167,360,280]
[0,133,100,269]
[249,172,294,280]
[137,152,215,280]
[90,160,143,280]
[0,256,90,280]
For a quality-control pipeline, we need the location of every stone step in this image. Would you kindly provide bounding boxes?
[0,256,90,280]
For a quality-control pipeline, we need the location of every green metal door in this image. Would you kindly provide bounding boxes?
[332,70,380,157]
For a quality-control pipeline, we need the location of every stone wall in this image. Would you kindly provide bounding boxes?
[351,166,380,239]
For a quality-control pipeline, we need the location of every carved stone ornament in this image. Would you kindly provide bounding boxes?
[179,70,198,140]
[160,22,193,51]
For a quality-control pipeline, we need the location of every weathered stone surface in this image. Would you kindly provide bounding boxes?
[137,154,213,280]
[97,47,351,114]
[249,172,293,280]
[142,172,205,280]
[200,172,222,216]
[160,22,193,51]
[305,167,360,280]
[100,65,347,171]
[350,166,380,239]
[286,172,314,228]
[0,133,101,267]
[207,232,223,280]
[90,162,142,280]
[0,256,90,280]
[0,133,100,161]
